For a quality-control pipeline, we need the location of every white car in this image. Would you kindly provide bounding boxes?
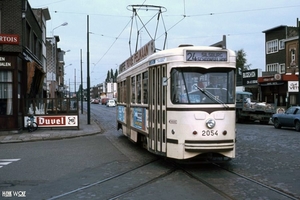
[106,99,116,107]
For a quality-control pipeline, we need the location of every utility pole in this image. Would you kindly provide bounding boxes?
[80,49,83,114]
[87,15,90,124]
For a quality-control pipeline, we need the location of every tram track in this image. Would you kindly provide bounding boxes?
[47,158,176,200]
[176,161,299,200]
[81,105,299,199]
[211,162,299,200]
[45,151,298,199]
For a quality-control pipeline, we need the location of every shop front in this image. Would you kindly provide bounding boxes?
[0,54,45,134]
[0,54,24,133]
[258,74,298,110]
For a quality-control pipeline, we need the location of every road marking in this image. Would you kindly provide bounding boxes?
[0,159,20,168]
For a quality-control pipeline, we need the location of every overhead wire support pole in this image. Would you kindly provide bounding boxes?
[80,49,83,114]
[87,15,90,124]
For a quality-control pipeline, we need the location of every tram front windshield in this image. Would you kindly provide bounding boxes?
[171,67,235,104]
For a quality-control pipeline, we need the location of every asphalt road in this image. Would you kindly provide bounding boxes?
[0,102,299,199]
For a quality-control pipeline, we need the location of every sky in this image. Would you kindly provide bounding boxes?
[28,0,300,90]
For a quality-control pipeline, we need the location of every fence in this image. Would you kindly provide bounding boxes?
[24,98,79,129]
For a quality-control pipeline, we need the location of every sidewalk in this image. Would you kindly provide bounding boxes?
[0,113,101,144]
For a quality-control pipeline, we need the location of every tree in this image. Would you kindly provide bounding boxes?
[114,69,118,82]
[236,49,251,74]
[105,71,110,83]
[236,49,251,86]
[110,69,114,80]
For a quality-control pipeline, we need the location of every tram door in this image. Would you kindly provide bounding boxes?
[148,65,167,156]
[125,76,131,137]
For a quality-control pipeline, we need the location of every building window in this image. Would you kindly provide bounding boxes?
[290,95,297,106]
[0,71,13,115]
[266,63,279,72]
[279,40,285,50]
[291,49,296,63]
[279,63,285,74]
[266,39,278,54]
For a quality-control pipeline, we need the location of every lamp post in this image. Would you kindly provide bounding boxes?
[64,64,72,97]
[51,22,68,36]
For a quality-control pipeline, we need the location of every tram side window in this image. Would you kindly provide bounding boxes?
[137,74,141,104]
[131,76,136,103]
[123,80,126,103]
[143,71,148,104]
[117,82,121,103]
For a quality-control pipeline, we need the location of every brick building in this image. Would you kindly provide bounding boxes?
[0,1,50,133]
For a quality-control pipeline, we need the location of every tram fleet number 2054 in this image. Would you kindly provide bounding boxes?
[116,40,236,160]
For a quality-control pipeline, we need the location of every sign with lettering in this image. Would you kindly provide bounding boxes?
[242,69,258,86]
[24,115,78,128]
[0,34,20,45]
[186,51,227,61]
[0,56,12,67]
[288,81,299,92]
[119,40,155,73]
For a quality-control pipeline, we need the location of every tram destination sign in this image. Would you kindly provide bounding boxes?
[186,50,227,61]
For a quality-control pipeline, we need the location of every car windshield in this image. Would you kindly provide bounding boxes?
[170,67,235,105]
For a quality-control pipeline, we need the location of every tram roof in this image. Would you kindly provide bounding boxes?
[149,45,234,59]
[117,45,236,78]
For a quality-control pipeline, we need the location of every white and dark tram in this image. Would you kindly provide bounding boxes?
[116,40,236,160]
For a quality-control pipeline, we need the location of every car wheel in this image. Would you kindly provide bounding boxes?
[273,118,281,129]
[295,120,300,132]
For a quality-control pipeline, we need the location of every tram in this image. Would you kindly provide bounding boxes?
[116,40,236,160]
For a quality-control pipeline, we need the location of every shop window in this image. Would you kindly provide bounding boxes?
[290,95,297,106]
[0,71,13,115]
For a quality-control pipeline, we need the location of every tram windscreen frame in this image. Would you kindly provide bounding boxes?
[171,67,235,104]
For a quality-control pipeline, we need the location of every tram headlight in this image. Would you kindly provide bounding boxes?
[206,118,216,129]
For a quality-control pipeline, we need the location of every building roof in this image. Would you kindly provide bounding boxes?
[262,25,287,33]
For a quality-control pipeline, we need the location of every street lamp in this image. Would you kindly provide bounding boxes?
[65,63,72,68]
[51,22,68,36]
[63,49,71,54]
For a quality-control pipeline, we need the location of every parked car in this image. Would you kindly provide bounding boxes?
[101,97,109,105]
[106,99,116,107]
[91,99,100,104]
[272,106,300,131]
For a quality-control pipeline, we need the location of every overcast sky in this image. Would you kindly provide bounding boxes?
[29,0,300,89]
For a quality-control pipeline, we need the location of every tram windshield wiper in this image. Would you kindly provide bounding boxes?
[193,84,229,108]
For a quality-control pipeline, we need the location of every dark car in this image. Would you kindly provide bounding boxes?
[91,99,100,104]
[272,106,300,131]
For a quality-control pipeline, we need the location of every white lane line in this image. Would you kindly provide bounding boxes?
[0,162,12,165]
[0,159,21,162]
[0,159,21,169]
